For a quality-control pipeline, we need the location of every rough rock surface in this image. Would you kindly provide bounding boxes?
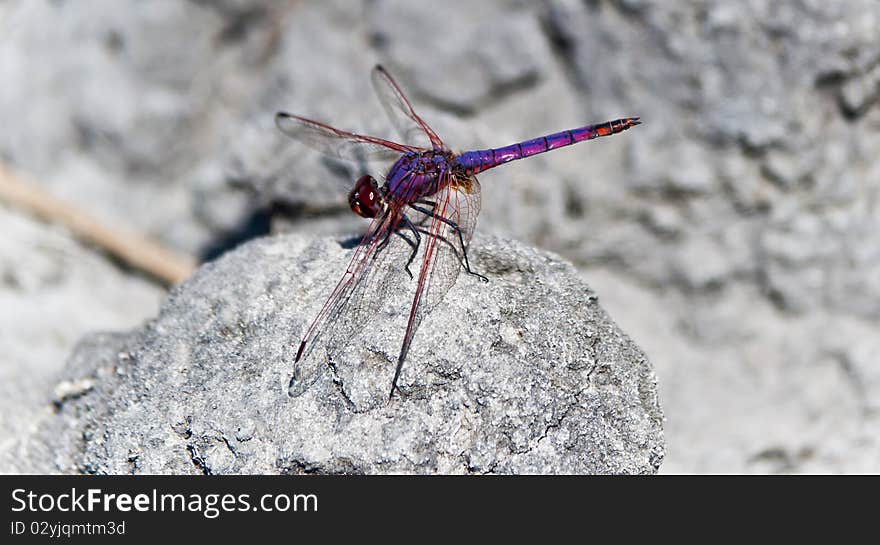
[0,206,162,473]
[3,0,879,472]
[27,234,664,474]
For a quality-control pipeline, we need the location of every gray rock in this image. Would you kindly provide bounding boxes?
[28,234,664,474]
[0,207,162,473]
[0,0,289,254]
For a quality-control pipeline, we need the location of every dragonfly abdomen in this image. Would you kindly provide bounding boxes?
[455,117,640,175]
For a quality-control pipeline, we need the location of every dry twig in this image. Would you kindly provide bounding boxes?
[0,163,196,286]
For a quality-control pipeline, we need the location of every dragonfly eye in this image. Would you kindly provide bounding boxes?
[348,175,383,218]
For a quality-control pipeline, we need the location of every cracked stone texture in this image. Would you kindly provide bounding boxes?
[3,0,880,472]
[25,234,664,474]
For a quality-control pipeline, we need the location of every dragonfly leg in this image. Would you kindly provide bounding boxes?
[411,199,436,227]
[409,225,464,266]
[408,203,489,282]
[401,217,424,279]
[370,217,422,280]
[400,222,474,278]
[372,225,395,260]
[394,219,422,280]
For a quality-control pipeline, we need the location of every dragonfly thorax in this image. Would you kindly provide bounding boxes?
[384,150,453,204]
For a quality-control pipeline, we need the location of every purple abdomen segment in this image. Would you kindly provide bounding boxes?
[455,117,640,175]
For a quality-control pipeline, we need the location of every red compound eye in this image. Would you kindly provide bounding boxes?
[348,175,382,218]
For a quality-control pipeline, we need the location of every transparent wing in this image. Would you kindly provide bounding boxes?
[371,65,446,151]
[390,171,482,393]
[289,178,416,397]
[417,173,481,316]
[290,171,482,400]
[275,112,421,162]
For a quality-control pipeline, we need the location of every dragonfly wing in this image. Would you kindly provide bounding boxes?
[275,112,419,162]
[371,65,446,150]
[391,171,482,394]
[290,200,413,397]
[417,173,481,316]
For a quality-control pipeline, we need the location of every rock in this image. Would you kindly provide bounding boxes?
[0,206,162,473]
[368,2,544,114]
[27,234,664,474]
[0,0,294,254]
[838,62,880,117]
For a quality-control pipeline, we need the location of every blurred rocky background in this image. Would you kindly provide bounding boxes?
[1,0,878,472]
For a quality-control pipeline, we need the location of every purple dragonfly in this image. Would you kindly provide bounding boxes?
[276,65,639,399]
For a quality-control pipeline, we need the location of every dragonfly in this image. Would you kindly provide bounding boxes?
[276,65,639,400]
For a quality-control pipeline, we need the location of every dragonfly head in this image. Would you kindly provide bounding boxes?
[349,175,383,218]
